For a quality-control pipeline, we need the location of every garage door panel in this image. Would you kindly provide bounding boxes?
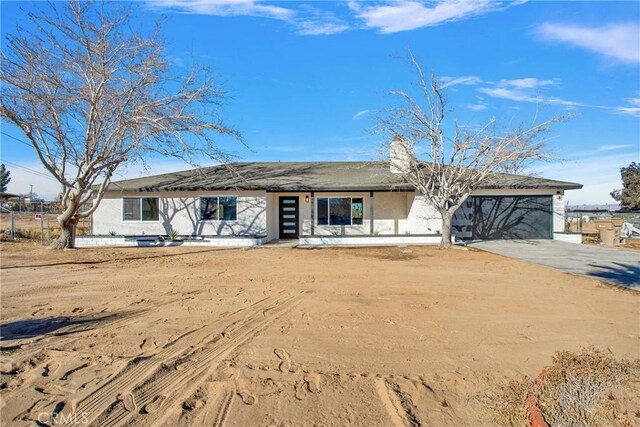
[472,196,552,240]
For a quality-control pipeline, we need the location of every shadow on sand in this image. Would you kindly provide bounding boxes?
[0,248,227,270]
[0,311,140,341]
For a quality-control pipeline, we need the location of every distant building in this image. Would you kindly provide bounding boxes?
[566,204,621,213]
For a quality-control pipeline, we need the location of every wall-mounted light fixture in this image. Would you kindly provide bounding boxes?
[556,191,562,200]
[305,195,310,203]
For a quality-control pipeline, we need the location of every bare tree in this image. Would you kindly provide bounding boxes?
[1,1,241,248]
[379,53,565,248]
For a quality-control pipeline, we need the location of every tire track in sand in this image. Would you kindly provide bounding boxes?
[95,293,302,427]
[212,388,235,427]
[1,295,190,356]
[58,291,299,426]
[375,377,422,427]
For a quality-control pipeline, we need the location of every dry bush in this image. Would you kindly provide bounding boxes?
[493,347,639,427]
[492,377,535,426]
[538,347,638,427]
[5,225,89,241]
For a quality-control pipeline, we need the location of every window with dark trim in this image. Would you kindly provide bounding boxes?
[200,196,238,221]
[123,198,159,221]
[317,197,364,225]
[351,198,364,225]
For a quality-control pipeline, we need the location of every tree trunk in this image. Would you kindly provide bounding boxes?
[440,211,454,248]
[51,215,79,249]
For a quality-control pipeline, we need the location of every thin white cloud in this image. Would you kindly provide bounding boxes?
[444,75,640,118]
[441,75,483,88]
[481,86,640,117]
[537,22,640,65]
[467,103,488,111]
[497,78,557,89]
[297,21,349,36]
[611,94,640,117]
[147,0,350,35]
[626,96,640,106]
[293,4,350,35]
[537,152,635,204]
[350,0,522,34]
[613,106,640,117]
[146,0,294,20]
[478,77,581,107]
[479,87,537,103]
[598,144,634,152]
[169,55,185,68]
[353,109,371,120]
[478,87,580,108]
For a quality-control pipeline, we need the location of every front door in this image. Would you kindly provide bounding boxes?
[279,196,299,239]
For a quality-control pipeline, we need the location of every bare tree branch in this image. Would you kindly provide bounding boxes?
[377,51,568,247]
[1,1,242,248]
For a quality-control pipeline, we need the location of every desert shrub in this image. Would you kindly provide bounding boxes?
[167,229,180,240]
[13,224,88,241]
[492,377,535,426]
[538,347,638,427]
[493,347,639,427]
[15,228,46,240]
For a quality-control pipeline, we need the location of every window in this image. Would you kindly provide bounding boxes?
[329,198,351,225]
[317,197,364,225]
[200,196,238,221]
[123,198,159,221]
[351,198,363,225]
[141,198,159,221]
[317,198,328,225]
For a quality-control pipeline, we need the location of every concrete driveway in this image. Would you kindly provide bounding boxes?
[470,240,639,290]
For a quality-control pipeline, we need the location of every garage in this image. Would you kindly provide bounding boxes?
[471,195,553,240]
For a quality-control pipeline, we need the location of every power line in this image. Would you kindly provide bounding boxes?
[0,132,62,184]
[0,131,33,148]
[2,160,60,183]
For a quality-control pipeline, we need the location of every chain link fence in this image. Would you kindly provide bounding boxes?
[1,206,91,245]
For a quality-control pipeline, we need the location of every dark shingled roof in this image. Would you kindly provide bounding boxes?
[104,161,582,193]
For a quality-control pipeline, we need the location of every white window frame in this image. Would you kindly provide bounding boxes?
[316,196,364,226]
[198,196,239,222]
[121,197,161,222]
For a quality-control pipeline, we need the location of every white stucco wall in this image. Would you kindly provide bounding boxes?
[92,190,268,236]
[406,194,443,234]
[291,192,423,236]
[92,187,567,240]
[553,192,565,233]
[265,192,437,237]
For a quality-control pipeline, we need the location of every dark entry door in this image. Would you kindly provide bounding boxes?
[472,196,553,240]
[279,196,299,239]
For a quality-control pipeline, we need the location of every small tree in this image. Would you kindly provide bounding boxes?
[378,53,565,247]
[610,162,640,210]
[1,1,240,248]
[0,164,10,193]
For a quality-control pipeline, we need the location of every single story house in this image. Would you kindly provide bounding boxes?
[82,154,582,247]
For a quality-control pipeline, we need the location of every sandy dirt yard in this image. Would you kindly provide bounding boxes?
[0,241,638,426]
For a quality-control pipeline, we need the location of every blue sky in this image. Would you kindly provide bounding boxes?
[1,0,639,204]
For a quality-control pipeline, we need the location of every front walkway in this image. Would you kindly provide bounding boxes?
[258,239,299,248]
[470,240,639,290]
